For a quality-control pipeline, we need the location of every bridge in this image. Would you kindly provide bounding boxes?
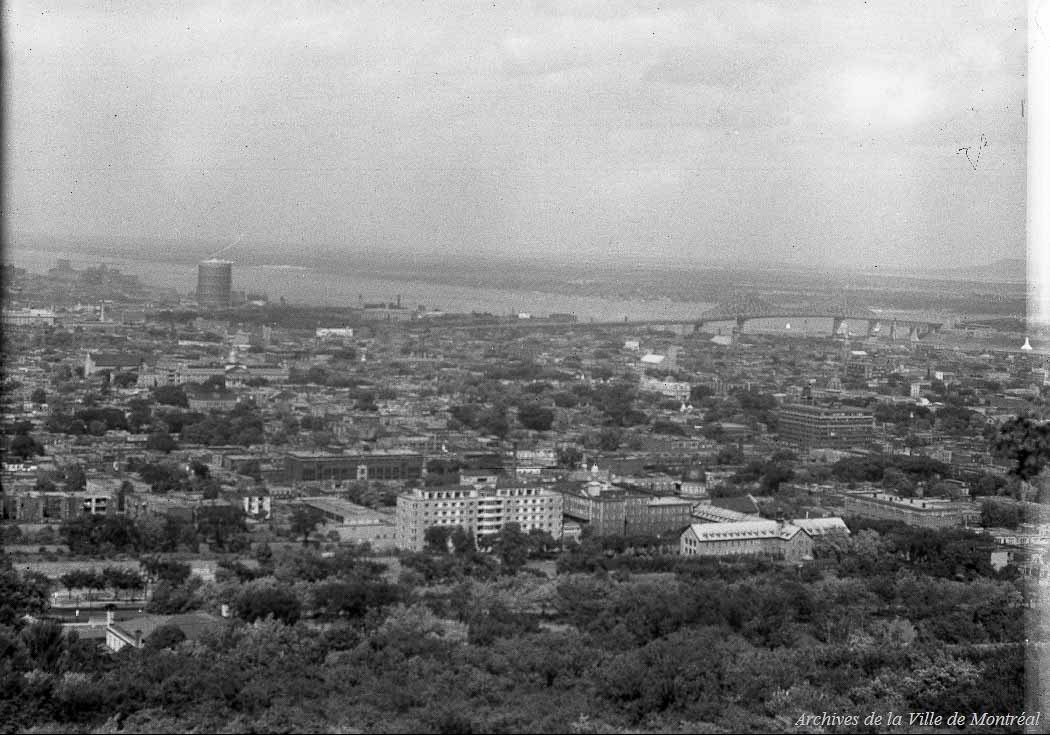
[697,293,943,340]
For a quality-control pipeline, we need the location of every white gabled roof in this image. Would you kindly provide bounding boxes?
[691,505,752,523]
[685,520,801,542]
[793,517,850,536]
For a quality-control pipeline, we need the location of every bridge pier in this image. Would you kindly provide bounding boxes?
[909,325,919,342]
[889,321,898,340]
[735,316,747,334]
[832,317,845,337]
[867,319,880,337]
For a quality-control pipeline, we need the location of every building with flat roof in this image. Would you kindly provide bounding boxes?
[777,404,874,449]
[2,308,56,327]
[843,491,980,529]
[299,497,397,549]
[197,259,233,310]
[284,450,423,483]
[559,479,694,538]
[396,484,562,552]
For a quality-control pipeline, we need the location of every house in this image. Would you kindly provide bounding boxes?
[105,611,222,652]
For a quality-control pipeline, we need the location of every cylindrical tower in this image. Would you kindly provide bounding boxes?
[197,260,233,310]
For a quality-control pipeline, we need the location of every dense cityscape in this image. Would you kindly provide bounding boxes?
[0,254,1044,732]
[4,0,1037,731]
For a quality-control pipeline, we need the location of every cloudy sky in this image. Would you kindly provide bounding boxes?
[4,0,1027,269]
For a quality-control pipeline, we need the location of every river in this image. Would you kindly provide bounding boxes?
[7,247,715,323]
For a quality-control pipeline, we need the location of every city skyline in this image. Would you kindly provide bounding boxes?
[5,1,1027,270]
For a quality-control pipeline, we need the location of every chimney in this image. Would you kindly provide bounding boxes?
[134,630,143,647]
[106,609,114,626]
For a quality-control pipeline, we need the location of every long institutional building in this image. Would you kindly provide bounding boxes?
[680,517,849,562]
[396,484,563,551]
[395,475,697,552]
[285,450,424,483]
[559,479,694,537]
[843,491,980,529]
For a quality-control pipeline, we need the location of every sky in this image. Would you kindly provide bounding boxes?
[3,0,1028,270]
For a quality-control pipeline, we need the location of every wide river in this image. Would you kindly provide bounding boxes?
[8,247,715,324]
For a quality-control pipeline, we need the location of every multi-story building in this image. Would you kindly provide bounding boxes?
[777,404,874,449]
[1,308,57,328]
[185,386,239,412]
[284,450,424,484]
[639,376,691,402]
[680,519,817,561]
[299,497,397,549]
[197,259,233,310]
[559,479,694,538]
[843,491,980,529]
[1,488,115,522]
[84,352,143,377]
[395,484,563,551]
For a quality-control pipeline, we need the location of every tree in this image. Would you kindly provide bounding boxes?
[30,388,47,405]
[518,403,555,432]
[557,445,583,469]
[0,554,50,626]
[479,405,509,438]
[146,431,178,453]
[882,467,915,496]
[597,427,622,451]
[234,584,302,624]
[490,522,529,574]
[111,372,138,389]
[424,525,454,553]
[449,526,476,554]
[992,416,1050,480]
[289,504,325,546]
[62,463,87,492]
[196,505,246,550]
[140,556,192,586]
[9,434,44,461]
[143,623,187,651]
[981,499,1026,529]
[593,381,639,426]
[152,384,188,407]
[59,570,100,600]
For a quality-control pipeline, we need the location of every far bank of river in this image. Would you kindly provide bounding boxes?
[8,248,715,323]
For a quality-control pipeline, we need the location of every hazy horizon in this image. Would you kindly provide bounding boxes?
[5,1,1027,270]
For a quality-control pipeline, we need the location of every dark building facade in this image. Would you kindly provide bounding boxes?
[284,451,424,483]
[560,482,693,537]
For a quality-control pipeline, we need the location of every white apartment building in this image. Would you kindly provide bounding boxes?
[395,484,563,551]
